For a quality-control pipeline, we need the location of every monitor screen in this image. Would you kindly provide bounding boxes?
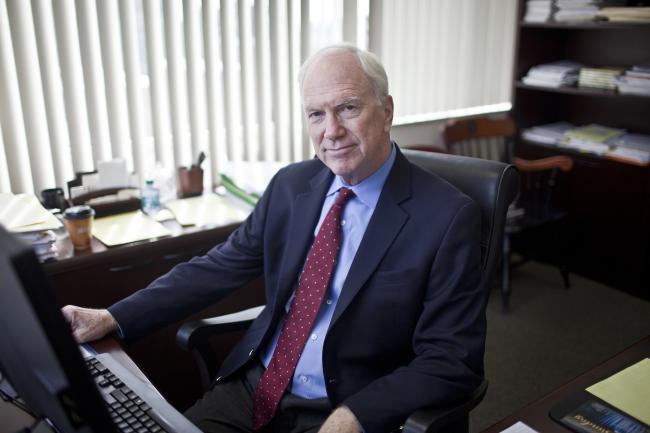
[0,225,115,432]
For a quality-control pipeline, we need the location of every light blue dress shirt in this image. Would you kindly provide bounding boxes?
[260,144,397,399]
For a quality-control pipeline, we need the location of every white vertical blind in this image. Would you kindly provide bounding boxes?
[32,0,74,188]
[254,0,274,161]
[164,0,191,169]
[0,0,33,193]
[184,0,208,164]
[76,0,113,165]
[203,0,226,178]
[0,122,11,192]
[97,0,133,168]
[143,0,173,170]
[239,0,258,161]
[120,0,149,180]
[221,0,243,161]
[0,0,516,195]
[52,0,95,173]
[374,0,517,125]
[5,0,56,193]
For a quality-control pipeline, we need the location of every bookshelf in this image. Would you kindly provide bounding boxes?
[511,1,650,299]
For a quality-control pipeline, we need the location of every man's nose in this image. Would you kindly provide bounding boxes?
[324,115,345,140]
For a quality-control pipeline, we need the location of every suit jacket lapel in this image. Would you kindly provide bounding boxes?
[331,150,412,325]
[272,165,333,315]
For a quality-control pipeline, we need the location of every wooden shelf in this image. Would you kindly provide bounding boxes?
[515,82,650,99]
[520,21,650,30]
[512,0,650,299]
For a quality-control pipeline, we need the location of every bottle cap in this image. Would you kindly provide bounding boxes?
[63,205,95,220]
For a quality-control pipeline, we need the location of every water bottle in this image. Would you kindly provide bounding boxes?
[141,179,160,216]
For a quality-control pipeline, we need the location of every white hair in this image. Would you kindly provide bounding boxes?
[298,43,389,102]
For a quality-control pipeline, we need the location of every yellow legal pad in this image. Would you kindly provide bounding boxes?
[165,194,250,227]
[93,211,171,246]
[586,357,650,425]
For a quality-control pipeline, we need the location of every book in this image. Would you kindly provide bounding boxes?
[579,67,624,90]
[597,7,650,23]
[607,146,650,166]
[563,124,625,144]
[559,399,648,433]
[522,61,582,87]
[522,121,576,145]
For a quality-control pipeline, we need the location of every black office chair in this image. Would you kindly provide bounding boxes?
[177,150,519,433]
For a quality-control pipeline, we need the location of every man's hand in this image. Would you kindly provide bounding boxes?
[318,406,362,433]
[61,305,118,343]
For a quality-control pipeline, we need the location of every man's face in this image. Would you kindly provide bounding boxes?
[302,52,394,185]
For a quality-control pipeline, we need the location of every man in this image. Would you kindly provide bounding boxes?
[63,44,485,433]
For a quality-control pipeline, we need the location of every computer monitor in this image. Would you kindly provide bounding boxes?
[0,225,115,432]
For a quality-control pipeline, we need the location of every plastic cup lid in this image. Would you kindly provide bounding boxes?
[63,205,95,219]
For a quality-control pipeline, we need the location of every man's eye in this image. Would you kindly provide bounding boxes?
[309,112,323,121]
[340,105,359,118]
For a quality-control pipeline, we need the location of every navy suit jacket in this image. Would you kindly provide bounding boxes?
[109,147,485,433]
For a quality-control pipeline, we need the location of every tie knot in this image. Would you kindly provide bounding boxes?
[335,187,355,206]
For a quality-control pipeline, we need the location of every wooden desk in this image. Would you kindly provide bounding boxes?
[0,339,155,433]
[43,207,266,411]
[482,335,650,433]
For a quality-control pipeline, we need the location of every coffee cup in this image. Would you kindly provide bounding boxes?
[63,205,95,250]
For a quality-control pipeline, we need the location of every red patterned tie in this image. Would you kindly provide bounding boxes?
[253,187,355,430]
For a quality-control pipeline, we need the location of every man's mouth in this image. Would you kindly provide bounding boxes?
[325,144,355,154]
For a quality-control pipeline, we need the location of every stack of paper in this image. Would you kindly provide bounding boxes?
[616,64,650,96]
[597,7,650,23]
[606,146,650,165]
[561,124,625,154]
[554,0,601,22]
[16,230,59,261]
[0,193,63,261]
[606,133,650,165]
[579,67,624,90]
[523,0,554,23]
[522,61,583,88]
[614,132,650,151]
[0,193,63,232]
[522,122,576,145]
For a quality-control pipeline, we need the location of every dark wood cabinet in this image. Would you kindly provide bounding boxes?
[511,2,650,299]
[44,220,266,410]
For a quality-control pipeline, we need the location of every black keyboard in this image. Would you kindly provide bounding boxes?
[87,357,168,433]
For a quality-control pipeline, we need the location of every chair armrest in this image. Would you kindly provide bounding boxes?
[176,305,265,390]
[176,305,264,351]
[513,156,573,173]
[402,380,488,433]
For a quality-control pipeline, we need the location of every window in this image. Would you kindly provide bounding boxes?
[0,0,516,195]
[371,0,517,125]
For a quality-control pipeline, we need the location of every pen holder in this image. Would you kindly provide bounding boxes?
[177,166,204,198]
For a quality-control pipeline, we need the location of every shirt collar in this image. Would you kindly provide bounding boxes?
[326,142,397,209]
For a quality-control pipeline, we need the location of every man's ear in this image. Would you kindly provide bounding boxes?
[383,95,394,132]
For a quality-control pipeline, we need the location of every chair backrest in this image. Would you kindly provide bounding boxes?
[403,149,520,286]
[443,117,516,163]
